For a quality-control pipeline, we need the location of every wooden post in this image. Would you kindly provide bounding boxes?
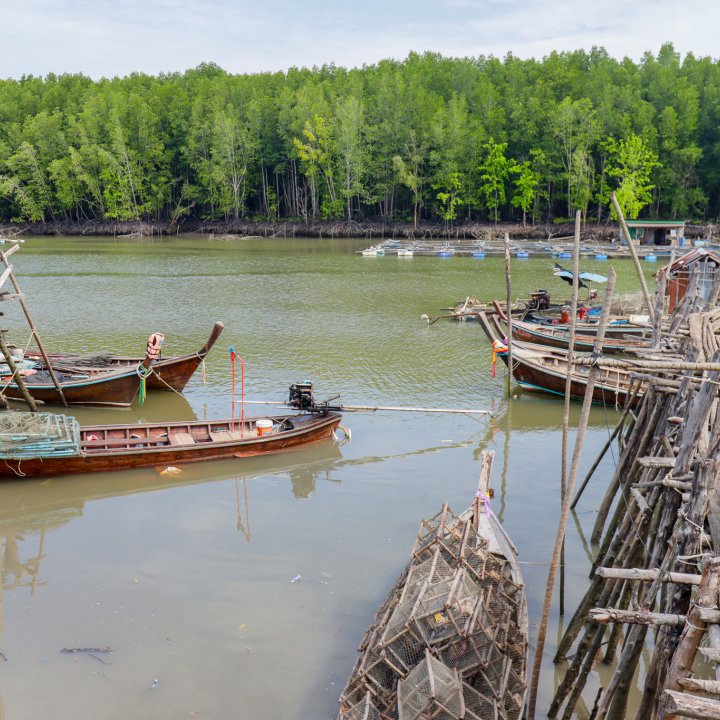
[0,329,37,412]
[503,233,513,398]
[611,193,655,324]
[526,268,617,720]
[0,247,67,407]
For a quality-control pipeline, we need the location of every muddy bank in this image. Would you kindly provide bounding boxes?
[0,219,716,241]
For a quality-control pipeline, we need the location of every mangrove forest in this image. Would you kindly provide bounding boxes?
[1,44,719,230]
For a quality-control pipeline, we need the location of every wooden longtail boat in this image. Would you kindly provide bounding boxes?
[26,322,225,393]
[522,310,652,338]
[3,356,154,407]
[336,450,527,720]
[0,411,341,479]
[477,312,644,408]
[503,317,653,355]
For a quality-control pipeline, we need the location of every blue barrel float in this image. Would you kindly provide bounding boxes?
[472,252,486,259]
[644,254,658,262]
[595,253,608,260]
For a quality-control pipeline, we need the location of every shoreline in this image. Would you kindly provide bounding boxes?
[0,219,716,242]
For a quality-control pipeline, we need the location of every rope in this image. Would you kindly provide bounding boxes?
[136,364,152,405]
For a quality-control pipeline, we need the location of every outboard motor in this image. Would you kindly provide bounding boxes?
[288,382,316,410]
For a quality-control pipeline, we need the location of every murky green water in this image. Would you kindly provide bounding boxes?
[0,237,658,719]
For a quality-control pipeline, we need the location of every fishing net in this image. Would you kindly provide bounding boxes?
[0,412,80,459]
[54,352,115,368]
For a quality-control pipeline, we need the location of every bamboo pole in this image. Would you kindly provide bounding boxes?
[504,233,513,398]
[526,268,617,720]
[611,193,655,324]
[562,212,582,499]
[0,329,37,411]
[241,400,493,415]
[559,211,582,615]
[573,357,720,371]
[0,247,67,407]
[663,690,720,720]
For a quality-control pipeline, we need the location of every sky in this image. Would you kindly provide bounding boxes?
[0,0,717,79]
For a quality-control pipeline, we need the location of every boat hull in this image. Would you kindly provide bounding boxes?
[0,412,341,479]
[503,345,643,408]
[510,319,650,354]
[26,322,225,393]
[4,367,142,407]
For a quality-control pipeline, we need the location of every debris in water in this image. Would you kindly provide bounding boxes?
[290,574,303,583]
[150,678,159,689]
[159,466,182,476]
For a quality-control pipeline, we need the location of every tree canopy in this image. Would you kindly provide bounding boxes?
[0,45,718,226]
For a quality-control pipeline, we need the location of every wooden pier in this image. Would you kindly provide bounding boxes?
[549,258,720,719]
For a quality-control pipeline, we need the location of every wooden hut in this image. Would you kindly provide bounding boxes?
[656,248,720,312]
[623,219,686,247]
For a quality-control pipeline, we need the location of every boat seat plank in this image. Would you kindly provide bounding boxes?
[169,432,196,446]
[209,430,233,442]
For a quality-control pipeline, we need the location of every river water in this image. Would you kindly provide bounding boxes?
[0,237,658,719]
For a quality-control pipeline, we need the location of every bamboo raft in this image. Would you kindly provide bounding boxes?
[336,450,528,720]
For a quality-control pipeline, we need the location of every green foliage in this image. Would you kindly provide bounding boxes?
[435,171,464,224]
[478,139,515,223]
[0,47,719,224]
[608,134,661,219]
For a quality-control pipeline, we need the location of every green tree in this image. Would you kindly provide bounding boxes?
[607,133,661,219]
[434,171,464,225]
[511,159,540,225]
[478,138,515,223]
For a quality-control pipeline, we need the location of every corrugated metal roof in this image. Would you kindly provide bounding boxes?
[656,247,720,278]
[626,219,686,226]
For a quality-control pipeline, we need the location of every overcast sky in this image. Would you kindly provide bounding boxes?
[1,0,717,79]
